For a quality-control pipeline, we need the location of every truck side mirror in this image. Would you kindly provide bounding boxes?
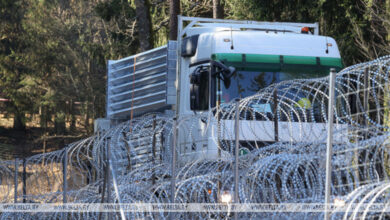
[211,61,236,88]
[189,66,209,110]
[181,35,199,57]
[221,66,235,88]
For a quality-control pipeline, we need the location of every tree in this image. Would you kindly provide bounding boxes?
[95,0,138,57]
[135,0,153,51]
[18,0,114,134]
[169,0,180,40]
[349,0,390,61]
[213,0,224,19]
[0,0,30,130]
[225,0,386,66]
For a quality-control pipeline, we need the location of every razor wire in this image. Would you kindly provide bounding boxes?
[0,56,389,219]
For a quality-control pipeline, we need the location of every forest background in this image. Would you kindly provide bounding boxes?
[0,0,389,157]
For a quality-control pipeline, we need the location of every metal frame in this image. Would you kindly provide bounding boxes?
[178,16,319,38]
[106,44,177,121]
[324,68,336,220]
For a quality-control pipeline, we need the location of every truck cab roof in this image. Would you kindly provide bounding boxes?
[190,30,341,68]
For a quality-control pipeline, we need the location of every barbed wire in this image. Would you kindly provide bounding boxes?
[0,56,389,219]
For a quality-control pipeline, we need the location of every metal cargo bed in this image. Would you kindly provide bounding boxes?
[106,41,177,120]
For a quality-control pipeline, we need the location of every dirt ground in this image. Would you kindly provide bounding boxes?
[0,126,88,160]
[0,113,92,160]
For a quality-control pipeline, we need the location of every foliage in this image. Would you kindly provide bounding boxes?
[0,0,30,129]
[0,0,389,136]
[226,0,389,65]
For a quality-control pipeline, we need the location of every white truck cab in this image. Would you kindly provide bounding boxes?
[176,17,344,161]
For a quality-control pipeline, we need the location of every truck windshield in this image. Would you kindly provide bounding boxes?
[218,68,329,104]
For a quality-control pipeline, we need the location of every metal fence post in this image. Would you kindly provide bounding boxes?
[96,131,100,181]
[62,147,68,220]
[234,99,240,220]
[152,115,157,185]
[22,158,26,203]
[14,158,18,220]
[63,147,68,204]
[363,67,369,139]
[14,158,18,203]
[324,68,336,220]
[99,139,107,220]
[273,89,279,142]
[106,137,111,220]
[170,117,177,220]
[108,148,126,220]
[98,137,111,220]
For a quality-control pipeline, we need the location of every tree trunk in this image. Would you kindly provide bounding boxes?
[69,100,76,133]
[55,111,66,135]
[213,0,224,19]
[84,102,91,134]
[39,105,48,133]
[134,0,153,51]
[169,0,180,40]
[13,110,25,131]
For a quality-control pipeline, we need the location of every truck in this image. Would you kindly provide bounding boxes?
[101,16,347,166]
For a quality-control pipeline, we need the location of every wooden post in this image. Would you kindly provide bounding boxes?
[122,131,132,171]
[350,72,360,186]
